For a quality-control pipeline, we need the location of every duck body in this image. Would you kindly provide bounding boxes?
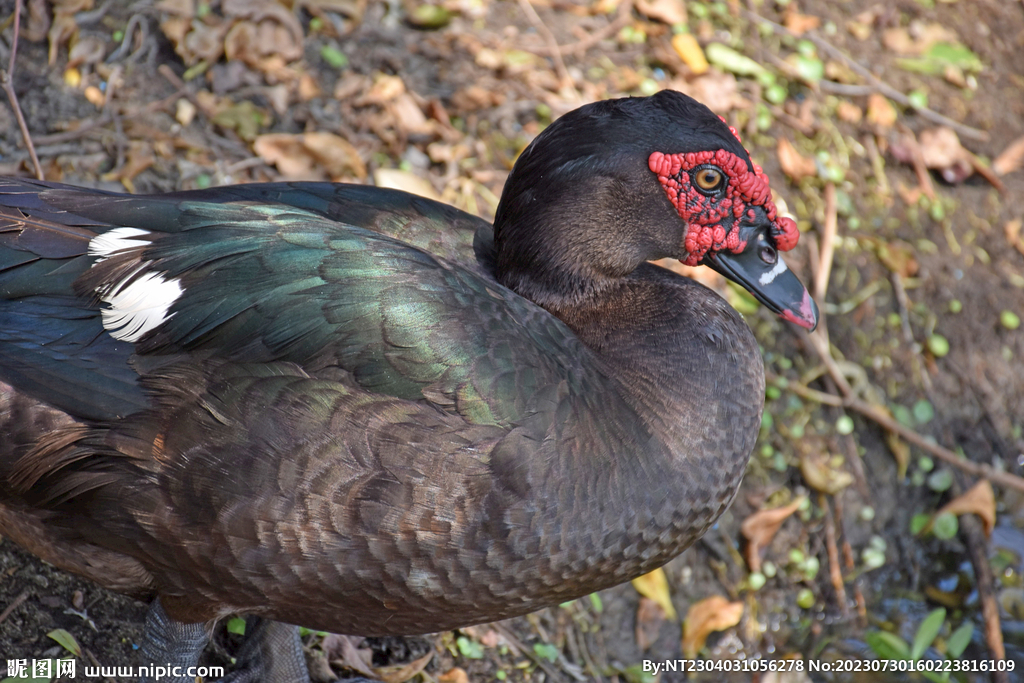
[0,91,814,641]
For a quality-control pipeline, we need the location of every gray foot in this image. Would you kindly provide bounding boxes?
[221,618,309,683]
[139,599,211,683]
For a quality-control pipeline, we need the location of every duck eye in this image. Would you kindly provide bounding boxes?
[694,167,723,193]
[758,241,777,264]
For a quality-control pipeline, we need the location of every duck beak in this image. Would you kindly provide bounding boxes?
[705,247,819,331]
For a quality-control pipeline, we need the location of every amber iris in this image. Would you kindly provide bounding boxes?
[694,167,723,192]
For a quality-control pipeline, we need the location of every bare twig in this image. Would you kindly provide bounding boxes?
[821,495,849,618]
[491,622,569,682]
[818,81,876,97]
[960,513,1008,682]
[32,82,187,147]
[743,9,989,142]
[0,0,44,179]
[767,103,816,136]
[531,0,634,57]
[769,366,1024,493]
[0,589,30,624]
[517,0,580,102]
[815,182,837,304]
[864,134,890,196]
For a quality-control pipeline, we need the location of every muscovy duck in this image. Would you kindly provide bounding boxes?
[0,90,817,681]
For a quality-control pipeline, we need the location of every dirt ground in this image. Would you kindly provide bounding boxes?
[0,0,1023,681]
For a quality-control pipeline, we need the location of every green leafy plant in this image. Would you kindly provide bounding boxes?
[865,607,974,682]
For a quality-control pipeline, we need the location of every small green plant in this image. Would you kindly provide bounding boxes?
[866,607,974,682]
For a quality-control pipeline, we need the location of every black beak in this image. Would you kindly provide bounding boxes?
[704,234,818,331]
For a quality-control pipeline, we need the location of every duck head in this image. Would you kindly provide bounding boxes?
[493,89,818,331]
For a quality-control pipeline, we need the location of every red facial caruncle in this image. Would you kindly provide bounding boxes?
[648,147,799,266]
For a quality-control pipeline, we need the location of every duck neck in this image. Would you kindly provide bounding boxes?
[549,263,764,567]
[491,159,685,310]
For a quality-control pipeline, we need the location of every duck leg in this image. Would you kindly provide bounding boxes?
[221,618,309,683]
[139,599,210,683]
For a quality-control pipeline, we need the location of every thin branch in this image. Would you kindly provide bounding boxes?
[814,182,837,304]
[821,494,849,618]
[768,369,1024,494]
[517,0,580,102]
[960,512,1008,682]
[530,0,634,57]
[0,0,43,179]
[0,589,30,625]
[743,9,989,142]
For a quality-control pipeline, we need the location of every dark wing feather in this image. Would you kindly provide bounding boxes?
[0,179,592,429]
[0,199,147,419]
[124,201,588,427]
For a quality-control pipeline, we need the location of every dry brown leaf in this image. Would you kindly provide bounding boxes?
[374,168,440,200]
[635,597,666,652]
[777,138,816,182]
[631,567,677,621]
[225,0,304,56]
[23,0,51,42]
[592,0,620,14]
[895,182,922,206]
[874,238,919,277]
[438,668,469,683]
[67,34,107,69]
[847,21,871,41]
[784,11,821,36]
[263,84,291,115]
[635,0,686,26]
[293,0,367,27]
[159,16,191,50]
[1005,219,1024,256]
[361,74,407,105]
[326,634,376,679]
[918,127,966,169]
[451,85,505,113]
[836,101,863,123]
[159,0,305,72]
[915,127,977,184]
[884,430,911,479]
[298,73,323,101]
[671,33,708,75]
[478,629,502,648]
[993,135,1024,176]
[175,99,196,127]
[181,21,229,65]
[102,141,155,191]
[824,60,859,84]
[740,497,805,573]
[882,22,958,56]
[376,652,433,683]
[800,451,854,495]
[255,132,367,181]
[83,85,104,108]
[390,93,433,136]
[676,72,740,114]
[47,12,80,65]
[155,0,195,15]
[938,481,996,537]
[223,14,303,66]
[866,93,897,129]
[681,595,743,659]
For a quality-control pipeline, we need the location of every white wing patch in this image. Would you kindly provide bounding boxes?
[758,257,788,286]
[88,228,183,342]
[88,227,152,260]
